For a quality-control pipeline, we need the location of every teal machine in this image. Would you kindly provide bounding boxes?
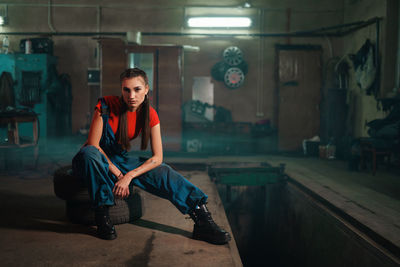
[0,53,57,140]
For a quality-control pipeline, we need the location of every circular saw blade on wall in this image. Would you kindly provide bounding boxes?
[223,46,243,66]
[224,67,245,89]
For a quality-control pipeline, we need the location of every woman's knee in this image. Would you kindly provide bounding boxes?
[72,145,104,172]
[75,145,102,162]
[154,163,173,175]
[72,145,107,181]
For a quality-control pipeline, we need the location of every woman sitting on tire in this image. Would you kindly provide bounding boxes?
[72,68,231,245]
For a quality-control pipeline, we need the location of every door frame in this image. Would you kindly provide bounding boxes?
[274,44,322,151]
[125,45,160,112]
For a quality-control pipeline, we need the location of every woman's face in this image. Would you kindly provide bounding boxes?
[121,76,149,111]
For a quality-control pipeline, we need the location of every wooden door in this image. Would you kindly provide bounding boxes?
[157,46,183,151]
[276,45,322,151]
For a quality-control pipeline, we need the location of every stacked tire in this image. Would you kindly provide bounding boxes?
[53,165,144,225]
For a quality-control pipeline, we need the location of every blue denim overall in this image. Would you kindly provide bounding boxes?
[72,98,207,214]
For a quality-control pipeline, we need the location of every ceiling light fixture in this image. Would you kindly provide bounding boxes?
[187,17,252,28]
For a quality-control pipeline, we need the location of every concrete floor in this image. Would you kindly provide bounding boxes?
[1,136,399,265]
[0,171,242,267]
[0,138,242,267]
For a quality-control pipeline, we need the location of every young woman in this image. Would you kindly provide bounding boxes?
[72,68,231,245]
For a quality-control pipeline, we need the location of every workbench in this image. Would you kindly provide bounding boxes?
[0,112,39,166]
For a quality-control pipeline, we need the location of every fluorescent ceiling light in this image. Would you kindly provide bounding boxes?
[187,17,252,28]
[0,4,7,26]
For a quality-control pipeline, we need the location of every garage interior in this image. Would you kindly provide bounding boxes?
[0,0,399,266]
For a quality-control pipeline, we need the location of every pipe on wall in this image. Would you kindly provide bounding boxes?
[396,2,400,90]
[96,5,101,68]
[256,8,264,117]
[0,17,382,38]
[375,19,380,98]
[47,0,56,33]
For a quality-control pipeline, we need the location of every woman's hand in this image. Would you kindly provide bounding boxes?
[112,176,131,198]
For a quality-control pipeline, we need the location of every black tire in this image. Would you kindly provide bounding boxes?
[54,165,144,225]
[211,61,229,82]
[66,192,144,225]
[53,165,88,201]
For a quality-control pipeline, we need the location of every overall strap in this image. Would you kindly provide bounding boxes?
[98,97,111,140]
[97,97,125,157]
[99,97,110,120]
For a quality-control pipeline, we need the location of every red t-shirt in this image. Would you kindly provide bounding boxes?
[95,96,160,140]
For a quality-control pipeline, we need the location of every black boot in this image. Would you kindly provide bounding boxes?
[95,205,117,240]
[190,204,231,245]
